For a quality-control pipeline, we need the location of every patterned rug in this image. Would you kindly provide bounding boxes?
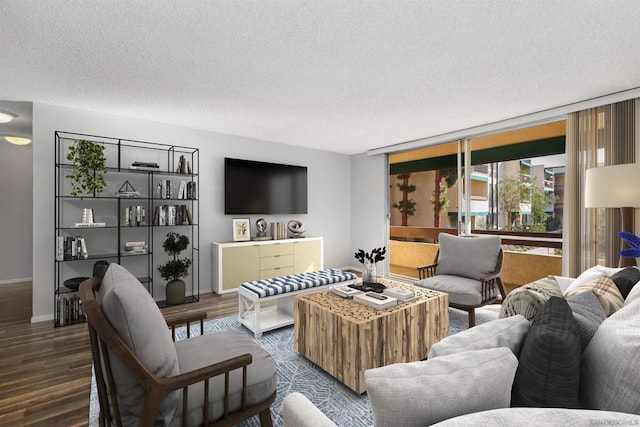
[89,307,496,426]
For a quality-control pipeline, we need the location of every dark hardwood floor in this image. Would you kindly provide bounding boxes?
[0,282,239,426]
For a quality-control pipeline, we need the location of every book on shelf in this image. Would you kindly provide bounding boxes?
[353,292,398,310]
[125,206,146,226]
[185,205,192,225]
[58,236,88,260]
[130,162,160,171]
[57,294,86,325]
[153,204,192,226]
[177,180,187,199]
[79,237,88,259]
[74,222,106,228]
[56,236,64,261]
[155,182,162,198]
[167,205,176,225]
[124,240,147,255]
[160,179,171,199]
[186,181,196,199]
[132,161,159,168]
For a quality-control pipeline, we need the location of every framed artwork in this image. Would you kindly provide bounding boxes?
[232,218,250,241]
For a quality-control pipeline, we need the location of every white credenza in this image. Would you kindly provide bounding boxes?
[212,237,323,294]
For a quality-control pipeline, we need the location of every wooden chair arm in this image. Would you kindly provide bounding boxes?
[479,273,506,302]
[417,263,438,280]
[479,271,501,283]
[165,311,207,341]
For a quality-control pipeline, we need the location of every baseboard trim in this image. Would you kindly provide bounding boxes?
[0,277,32,285]
[31,313,54,324]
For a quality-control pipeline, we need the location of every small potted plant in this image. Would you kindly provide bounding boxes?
[66,139,108,197]
[354,246,386,284]
[157,232,192,305]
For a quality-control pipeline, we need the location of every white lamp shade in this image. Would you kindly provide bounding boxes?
[585,163,640,208]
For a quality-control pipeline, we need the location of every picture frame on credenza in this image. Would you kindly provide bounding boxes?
[232,218,250,241]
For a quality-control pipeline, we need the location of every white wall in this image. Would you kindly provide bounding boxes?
[350,152,388,274]
[32,103,353,322]
[0,140,33,283]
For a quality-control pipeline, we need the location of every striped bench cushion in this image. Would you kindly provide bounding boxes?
[241,268,357,298]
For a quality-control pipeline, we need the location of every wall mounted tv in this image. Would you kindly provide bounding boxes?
[224,157,308,215]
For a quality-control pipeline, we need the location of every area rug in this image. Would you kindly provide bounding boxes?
[89,307,496,426]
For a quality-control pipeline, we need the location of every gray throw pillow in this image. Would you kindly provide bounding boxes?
[566,291,607,351]
[499,276,562,320]
[610,267,640,299]
[365,347,518,427]
[581,297,640,414]
[100,263,180,426]
[435,233,501,280]
[511,297,581,409]
[428,314,530,358]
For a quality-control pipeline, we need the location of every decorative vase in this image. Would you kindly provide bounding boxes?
[166,279,186,305]
[362,261,377,284]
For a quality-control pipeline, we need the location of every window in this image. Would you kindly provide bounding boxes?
[388,121,566,280]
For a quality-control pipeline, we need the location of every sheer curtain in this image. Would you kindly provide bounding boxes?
[564,99,636,277]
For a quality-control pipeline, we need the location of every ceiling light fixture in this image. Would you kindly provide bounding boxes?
[0,110,17,123]
[3,135,32,145]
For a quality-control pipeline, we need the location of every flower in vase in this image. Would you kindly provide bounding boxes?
[354,247,386,264]
[617,231,640,258]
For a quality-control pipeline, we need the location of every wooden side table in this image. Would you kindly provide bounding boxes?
[294,280,448,394]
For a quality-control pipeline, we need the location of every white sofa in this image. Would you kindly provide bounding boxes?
[282,270,640,426]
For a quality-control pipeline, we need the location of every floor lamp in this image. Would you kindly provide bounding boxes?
[585,163,640,267]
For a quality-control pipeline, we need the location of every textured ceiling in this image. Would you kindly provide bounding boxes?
[1,1,639,154]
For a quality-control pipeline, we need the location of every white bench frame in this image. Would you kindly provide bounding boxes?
[238,276,358,338]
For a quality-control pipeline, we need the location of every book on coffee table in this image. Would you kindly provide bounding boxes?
[383,287,416,302]
[331,285,363,298]
[353,292,398,310]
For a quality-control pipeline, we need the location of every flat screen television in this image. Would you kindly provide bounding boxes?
[224,158,308,214]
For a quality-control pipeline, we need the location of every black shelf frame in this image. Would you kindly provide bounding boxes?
[54,131,200,327]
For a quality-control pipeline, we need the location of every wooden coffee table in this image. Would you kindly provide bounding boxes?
[294,279,449,394]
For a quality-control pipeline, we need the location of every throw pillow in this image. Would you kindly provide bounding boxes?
[499,276,562,320]
[564,277,624,316]
[610,266,640,299]
[581,295,640,414]
[365,347,518,427]
[428,314,530,358]
[511,296,581,408]
[435,233,501,280]
[625,278,640,306]
[565,265,624,293]
[565,291,607,351]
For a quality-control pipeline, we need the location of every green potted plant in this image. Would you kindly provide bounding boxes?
[157,232,192,305]
[66,139,108,196]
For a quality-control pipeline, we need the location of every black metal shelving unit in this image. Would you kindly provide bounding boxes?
[54,131,200,326]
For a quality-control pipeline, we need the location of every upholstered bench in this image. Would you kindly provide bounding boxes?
[238,268,358,337]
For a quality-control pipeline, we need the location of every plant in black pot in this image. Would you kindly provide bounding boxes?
[157,232,192,305]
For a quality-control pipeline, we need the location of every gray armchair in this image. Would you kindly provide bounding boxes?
[414,233,506,327]
[80,263,276,426]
